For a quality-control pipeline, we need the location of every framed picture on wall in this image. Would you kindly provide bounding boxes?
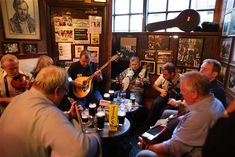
[229,8,235,36]
[140,60,156,74]
[120,37,137,61]
[176,38,203,68]
[231,40,235,66]
[0,0,40,39]
[222,13,232,36]
[220,37,232,63]
[144,50,156,60]
[157,63,165,75]
[226,66,235,95]
[148,35,169,50]
[2,42,19,54]
[219,63,228,83]
[23,43,37,54]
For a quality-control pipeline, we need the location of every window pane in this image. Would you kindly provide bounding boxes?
[130,15,143,32]
[147,13,166,24]
[191,0,216,10]
[148,0,167,12]
[114,16,129,32]
[168,0,189,11]
[131,0,143,13]
[115,0,130,14]
[167,12,180,20]
[167,12,182,32]
[198,11,214,25]
[167,27,182,32]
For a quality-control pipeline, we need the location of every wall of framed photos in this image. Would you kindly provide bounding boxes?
[220,0,235,101]
[112,32,220,78]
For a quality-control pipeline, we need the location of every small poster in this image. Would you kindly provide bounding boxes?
[87,46,99,63]
[74,45,84,59]
[91,34,99,44]
[54,16,73,42]
[73,28,90,44]
[89,16,102,34]
[58,43,72,60]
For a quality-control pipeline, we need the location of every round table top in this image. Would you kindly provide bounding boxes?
[84,118,130,139]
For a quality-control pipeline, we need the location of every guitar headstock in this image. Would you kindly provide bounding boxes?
[111,51,123,61]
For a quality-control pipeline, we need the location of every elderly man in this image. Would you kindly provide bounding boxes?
[118,56,150,104]
[10,0,35,33]
[137,71,225,157]
[0,54,31,99]
[0,66,100,157]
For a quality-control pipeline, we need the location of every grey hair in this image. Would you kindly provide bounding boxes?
[0,54,19,69]
[33,66,69,95]
[130,56,140,62]
[180,71,210,96]
[33,55,54,73]
[80,49,91,60]
[162,62,176,74]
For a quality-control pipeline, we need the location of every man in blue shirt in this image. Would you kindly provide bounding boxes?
[137,71,225,157]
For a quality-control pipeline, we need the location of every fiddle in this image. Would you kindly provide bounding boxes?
[11,74,30,91]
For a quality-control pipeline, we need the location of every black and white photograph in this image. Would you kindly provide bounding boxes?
[148,35,169,50]
[222,13,232,36]
[219,63,228,83]
[23,43,37,54]
[144,50,156,60]
[229,8,235,36]
[2,42,19,54]
[227,66,235,94]
[220,37,232,63]
[176,38,203,68]
[120,37,137,61]
[140,60,156,74]
[0,0,40,39]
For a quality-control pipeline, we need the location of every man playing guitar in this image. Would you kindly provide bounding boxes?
[68,50,103,107]
[146,62,182,127]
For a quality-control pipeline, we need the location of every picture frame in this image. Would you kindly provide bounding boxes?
[229,8,235,36]
[140,60,156,74]
[120,37,137,61]
[176,38,203,68]
[23,43,38,54]
[230,39,235,66]
[148,35,169,50]
[219,63,228,83]
[0,0,40,39]
[157,50,173,63]
[220,37,232,63]
[157,63,165,75]
[222,13,232,36]
[226,66,235,95]
[2,42,19,54]
[144,50,156,60]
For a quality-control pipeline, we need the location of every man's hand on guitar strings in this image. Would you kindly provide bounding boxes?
[73,80,85,89]
[94,70,102,77]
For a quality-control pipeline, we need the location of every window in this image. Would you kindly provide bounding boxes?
[112,0,216,32]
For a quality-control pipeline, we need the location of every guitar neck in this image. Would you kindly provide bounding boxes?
[87,59,113,82]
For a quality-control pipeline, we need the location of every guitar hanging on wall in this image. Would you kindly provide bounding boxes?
[147,9,200,32]
[73,52,123,98]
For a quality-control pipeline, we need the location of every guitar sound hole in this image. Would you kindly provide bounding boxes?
[82,81,88,91]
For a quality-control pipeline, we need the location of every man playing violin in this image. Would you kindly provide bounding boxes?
[68,50,103,107]
[0,54,32,101]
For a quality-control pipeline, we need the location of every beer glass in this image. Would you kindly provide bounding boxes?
[81,109,89,124]
[89,103,97,117]
[96,110,105,130]
[103,93,110,101]
[118,109,126,126]
[108,90,114,101]
[130,93,136,106]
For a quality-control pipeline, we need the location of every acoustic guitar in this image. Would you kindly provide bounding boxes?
[147,9,200,32]
[73,52,122,98]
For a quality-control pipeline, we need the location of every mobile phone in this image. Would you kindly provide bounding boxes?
[141,125,166,141]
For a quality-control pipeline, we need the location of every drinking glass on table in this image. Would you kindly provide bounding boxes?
[118,109,126,126]
[81,108,89,124]
[96,107,105,130]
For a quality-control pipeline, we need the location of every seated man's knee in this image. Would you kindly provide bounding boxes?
[136,150,158,157]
